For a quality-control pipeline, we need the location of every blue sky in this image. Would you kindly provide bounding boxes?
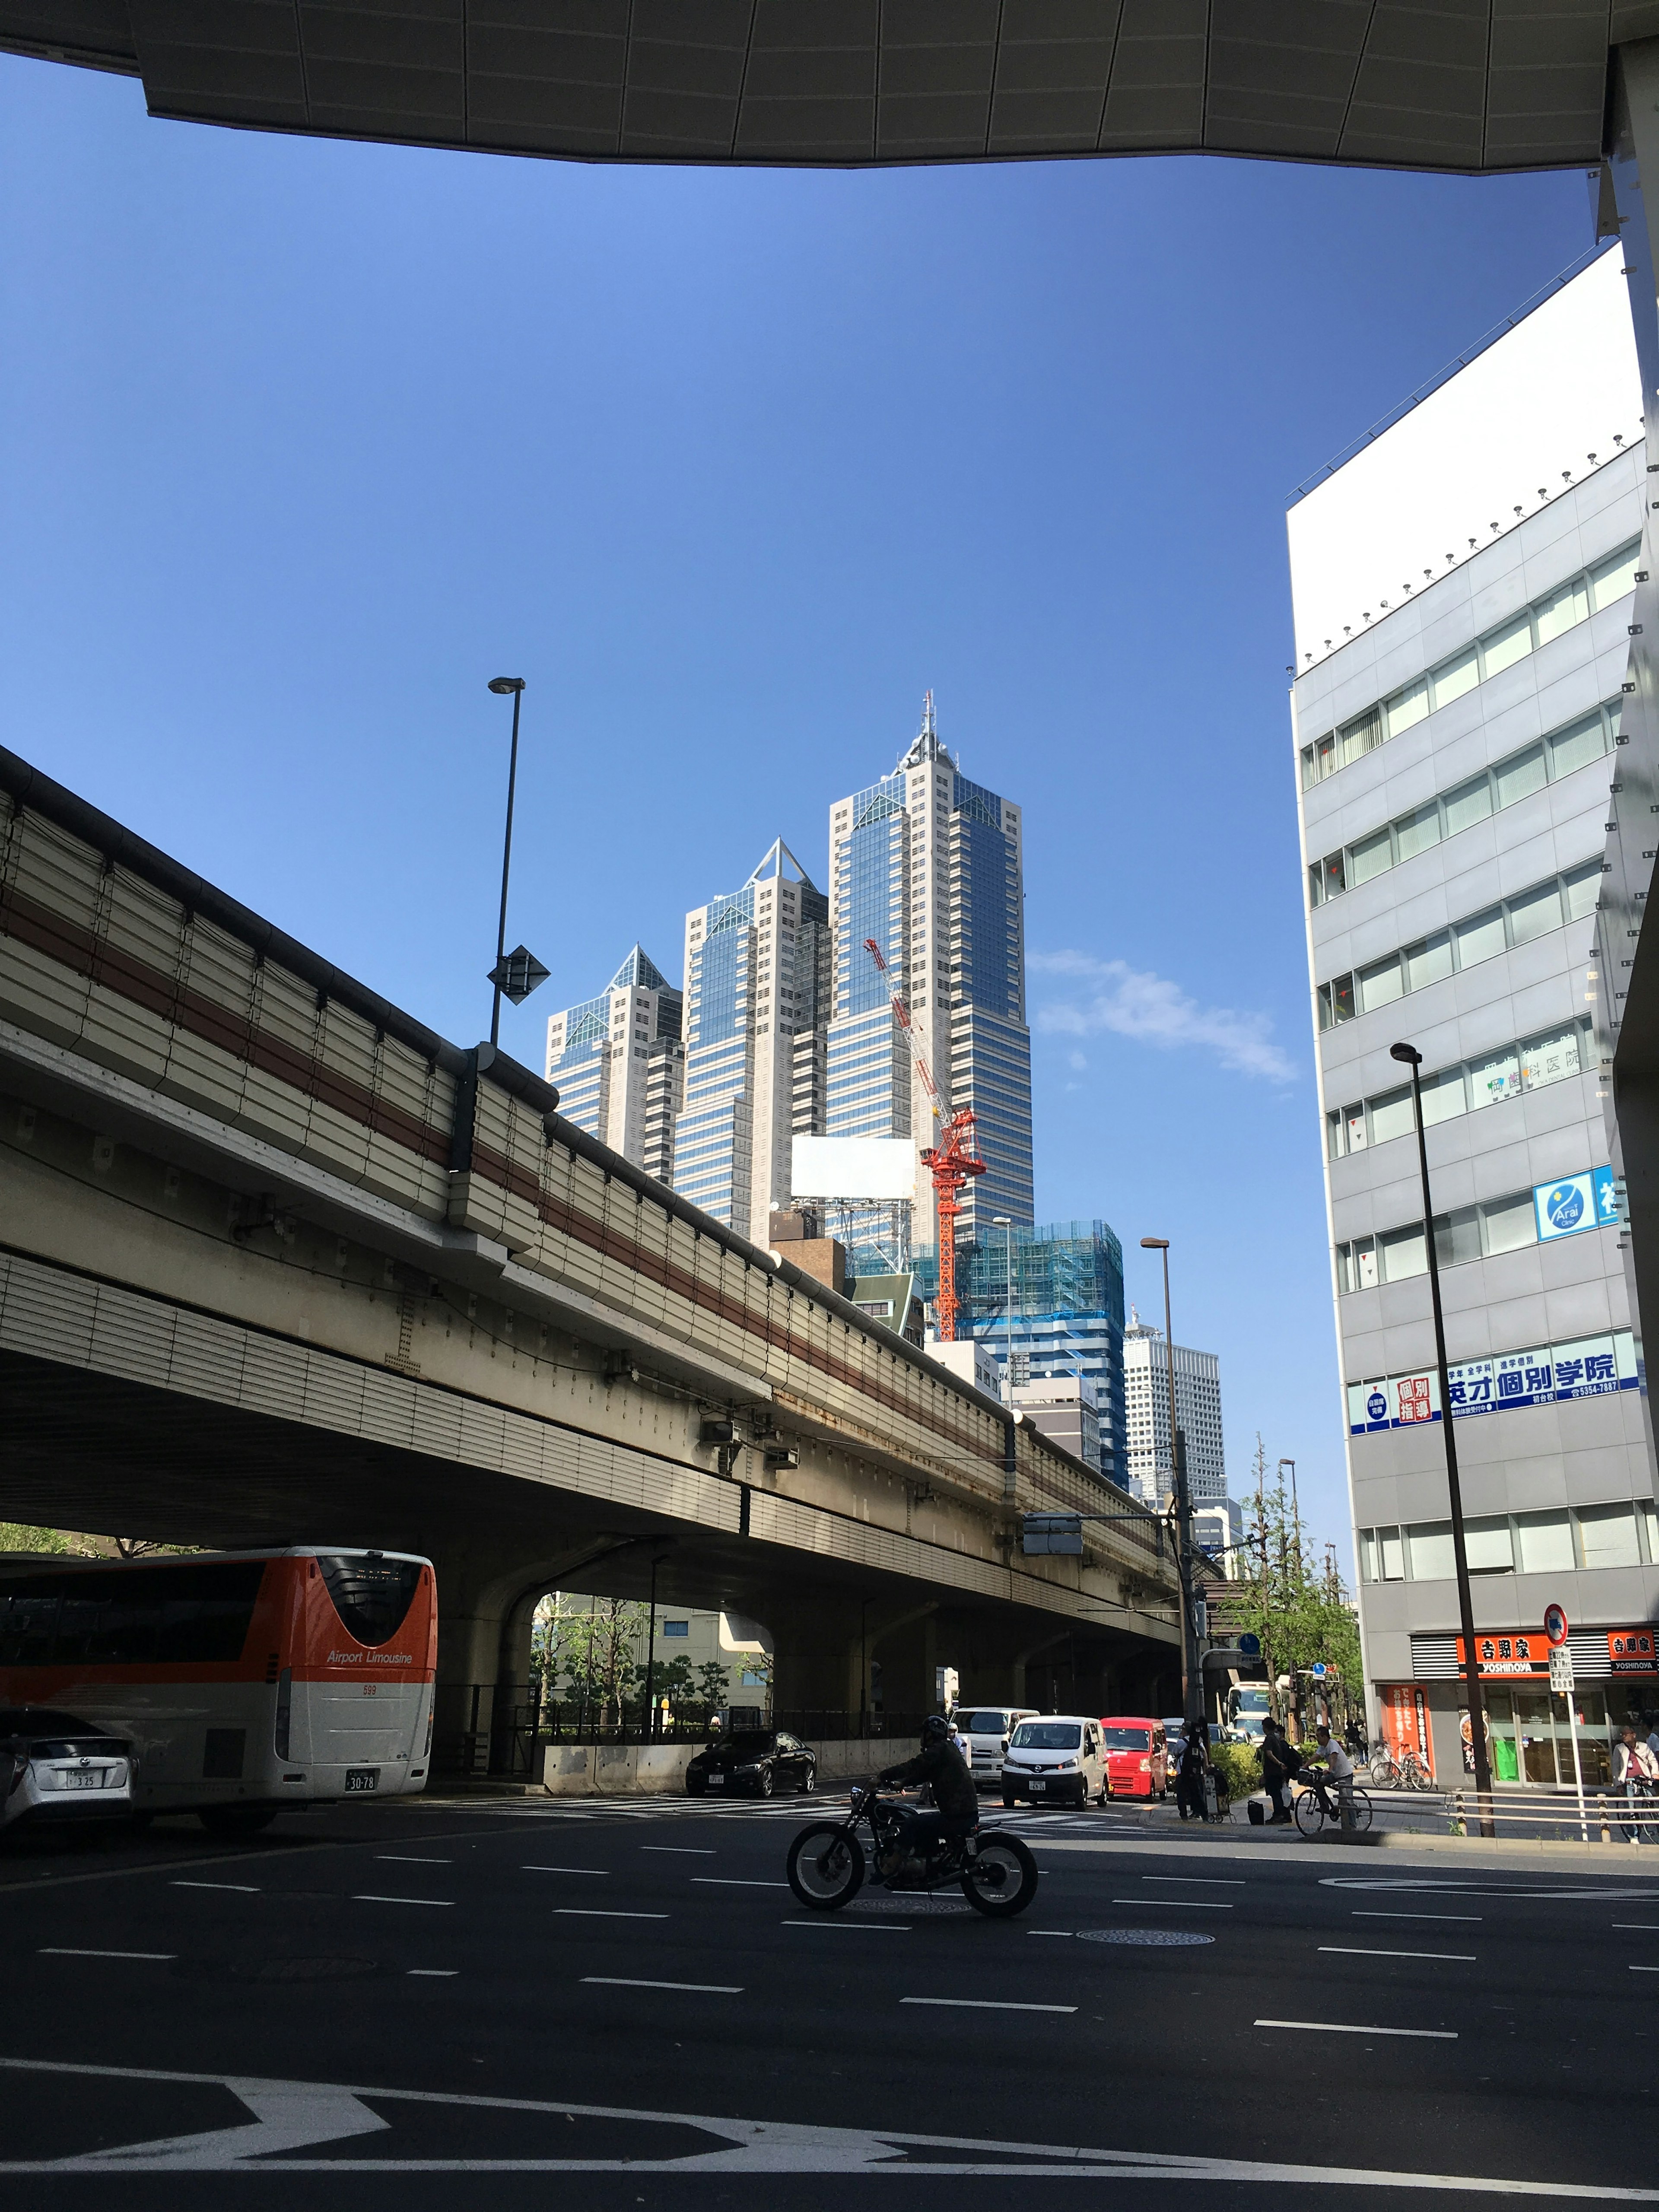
[0,57,1595,1566]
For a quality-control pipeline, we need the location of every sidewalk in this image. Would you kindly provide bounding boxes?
[1030,1819,1659,1872]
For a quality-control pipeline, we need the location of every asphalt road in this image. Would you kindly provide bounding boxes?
[2,1788,1658,2207]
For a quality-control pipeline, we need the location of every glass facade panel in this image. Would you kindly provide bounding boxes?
[1481,1192,1536,1255]
[1405,933,1453,991]
[1349,826,1393,886]
[1589,544,1641,608]
[1431,646,1479,707]
[1453,906,1506,969]
[1386,680,1429,736]
[1548,710,1606,778]
[1357,953,1403,1012]
[1368,1086,1414,1144]
[1378,1527,1404,1579]
[1481,611,1533,675]
[1394,802,1441,862]
[1534,576,1589,642]
[1433,1206,1481,1268]
[1378,1221,1426,1281]
[1340,711,1381,766]
[1506,879,1562,945]
[1443,773,1493,836]
[1493,743,1547,809]
[1420,1065,1467,1125]
[1563,861,1602,922]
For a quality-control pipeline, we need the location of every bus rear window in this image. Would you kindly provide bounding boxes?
[0,1563,265,1666]
[318,1556,422,1647]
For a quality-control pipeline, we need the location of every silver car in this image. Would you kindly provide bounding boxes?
[954,1706,1040,1789]
[0,1707,134,1832]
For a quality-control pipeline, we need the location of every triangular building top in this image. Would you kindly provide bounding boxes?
[607,944,673,994]
[745,838,818,893]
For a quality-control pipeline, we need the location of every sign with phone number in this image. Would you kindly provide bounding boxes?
[1349,1330,1637,1434]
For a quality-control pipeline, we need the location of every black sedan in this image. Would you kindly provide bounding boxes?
[685,1729,817,1798]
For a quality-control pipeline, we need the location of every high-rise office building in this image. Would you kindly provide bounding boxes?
[1122,1307,1226,1513]
[545,946,684,1185]
[826,696,1032,1271]
[1292,247,1658,1783]
[674,841,830,1244]
[919,1218,1126,1485]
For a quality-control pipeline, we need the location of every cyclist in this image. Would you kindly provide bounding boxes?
[1306,1722,1355,1823]
[878,1713,979,1863]
[1615,1725,1659,1844]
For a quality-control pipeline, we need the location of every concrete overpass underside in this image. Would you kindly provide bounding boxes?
[0,747,1185,1748]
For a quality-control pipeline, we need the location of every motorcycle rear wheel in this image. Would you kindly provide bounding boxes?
[960,1831,1038,1918]
[786,1823,865,1910]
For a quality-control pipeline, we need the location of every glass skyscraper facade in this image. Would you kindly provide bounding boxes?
[545,945,683,1185]
[826,699,1032,1271]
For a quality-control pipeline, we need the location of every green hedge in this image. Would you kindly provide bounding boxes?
[1210,1742,1261,1796]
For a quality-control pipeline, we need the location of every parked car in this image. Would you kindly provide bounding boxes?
[1001,1716,1106,1808]
[954,1706,1040,1790]
[1099,1716,1169,1800]
[0,1708,133,1833]
[684,1728,816,1798]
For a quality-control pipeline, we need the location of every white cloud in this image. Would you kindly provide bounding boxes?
[1031,950,1298,1085]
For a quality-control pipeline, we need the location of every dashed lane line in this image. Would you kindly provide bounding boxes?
[555,1908,668,1920]
[170,1881,260,1894]
[1140,1876,1246,1886]
[641,1847,716,1856]
[692,1877,790,1889]
[1319,1946,1476,1963]
[582,1977,743,1994]
[1353,1910,1481,1923]
[902,1997,1077,2014]
[522,1866,609,1875]
[39,1948,175,1961]
[407,1970,457,1977]
[1256,2019,1456,2040]
[782,1917,909,1931]
[376,1856,452,1864]
[351,1895,455,1907]
[1110,1897,1231,1909]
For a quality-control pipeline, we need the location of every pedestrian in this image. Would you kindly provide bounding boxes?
[1615,1726,1659,1845]
[1261,1719,1297,1824]
[1175,1719,1208,1821]
[1312,1723,1355,1824]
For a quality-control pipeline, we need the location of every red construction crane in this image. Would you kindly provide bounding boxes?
[864,937,985,1342]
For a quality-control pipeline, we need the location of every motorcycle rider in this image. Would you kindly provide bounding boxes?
[878,1713,980,1865]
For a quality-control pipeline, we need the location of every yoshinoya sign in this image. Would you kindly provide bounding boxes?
[1349,1328,1637,1433]
[1608,1628,1658,1673]
[1456,1631,1549,1677]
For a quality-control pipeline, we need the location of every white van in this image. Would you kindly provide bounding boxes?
[954,1706,1039,1789]
[1001,1715,1107,1808]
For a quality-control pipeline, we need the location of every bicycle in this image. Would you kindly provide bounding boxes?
[1397,1746,1436,1791]
[1366,1748,1402,1788]
[1292,1773,1373,1837]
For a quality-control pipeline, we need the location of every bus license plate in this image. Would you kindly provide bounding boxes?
[344,1769,379,1793]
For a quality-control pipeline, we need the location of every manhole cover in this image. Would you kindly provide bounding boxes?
[849,1894,973,1916]
[1076,1929,1215,1948]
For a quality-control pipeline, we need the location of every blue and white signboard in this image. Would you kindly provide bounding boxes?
[1349,1329,1638,1434]
[1534,1166,1621,1242]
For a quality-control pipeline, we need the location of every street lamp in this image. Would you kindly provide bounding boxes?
[1391,1039,1496,1837]
[1141,1236,1202,1727]
[992,1215,1014,1404]
[484,677,549,1048]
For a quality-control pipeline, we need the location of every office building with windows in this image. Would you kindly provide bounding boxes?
[544,946,684,1185]
[917,1219,1126,1484]
[826,696,1032,1272]
[1293,246,1659,1789]
[1122,1307,1226,1513]
[674,841,830,1244]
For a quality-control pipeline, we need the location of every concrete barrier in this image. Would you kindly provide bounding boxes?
[539,1735,887,1798]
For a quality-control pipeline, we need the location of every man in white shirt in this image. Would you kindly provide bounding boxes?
[1312,1724,1355,1824]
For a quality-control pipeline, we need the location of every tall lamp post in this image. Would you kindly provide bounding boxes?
[1391,1039,1495,1837]
[993,1215,1014,1403]
[486,676,526,1049]
[1141,1236,1202,1727]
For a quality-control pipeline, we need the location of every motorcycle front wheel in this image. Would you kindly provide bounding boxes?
[786,1823,866,1910]
[960,1832,1038,1918]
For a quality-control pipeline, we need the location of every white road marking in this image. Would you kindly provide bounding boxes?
[691,1877,789,1889]
[407,1970,457,1977]
[523,1866,609,1875]
[1319,1946,1476,1963]
[582,1977,742,1993]
[377,1856,451,1864]
[1354,1910,1482,1923]
[17,2055,1652,2190]
[1256,2018,1456,2040]
[782,1917,909,1931]
[555,1908,668,1920]
[641,1847,716,1856]
[170,1881,259,1894]
[1111,1897,1230,1909]
[1141,1876,1246,1886]
[1629,1965,1659,1973]
[351,1895,454,1907]
[38,1948,175,1961]
[1615,1923,1659,1930]
[902,1997,1076,2014]
[1027,1930,1074,1938]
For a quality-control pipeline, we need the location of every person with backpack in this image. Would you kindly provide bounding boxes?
[1261,1719,1301,1824]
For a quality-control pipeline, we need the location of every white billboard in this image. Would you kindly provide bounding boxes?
[790,1136,915,1201]
[1287,248,1643,670]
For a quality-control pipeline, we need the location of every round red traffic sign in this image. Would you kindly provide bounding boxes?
[1544,1603,1570,1648]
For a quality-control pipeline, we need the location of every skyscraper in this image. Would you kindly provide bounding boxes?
[826,696,1032,1270]
[544,945,684,1185]
[1122,1307,1226,1513]
[674,840,830,1244]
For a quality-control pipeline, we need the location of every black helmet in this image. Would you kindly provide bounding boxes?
[921,1713,950,1745]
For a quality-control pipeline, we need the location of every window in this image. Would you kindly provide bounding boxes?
[1443,772,1494,836]
[1516,1510,1574,1574]
[1454,905,1506,967]
[1404,933,1453,992]
[1341,710,1382,767]
[1521,1024,1583,1089]
[1408,1522,1454,1580]
[1564,861,1601,922]
[1432,644,1480,706]
[1433,1206,1481,1268]
[1378,1222,1426,1282]
[1420,1065,1468,1126]
[1379,1527,1404,1580]
[1349,826,1393,886]
[1358,953,1403,1012]
[1481,611,1533,677]
[1493,743,1547,809]
[1577,1503,1640,1569]
[1369,1086,1414,1145]
[1468,1046,1520,1108]
[1535,575,1589,643]
[1481,1192,1537,1255]
[1466,1517,1515,1574]
[1395,801,1441,862]
[1386,679,1430,737]
[1591,543,1642,608]
[662,1620,690,1637]
[1507,879,1563,947]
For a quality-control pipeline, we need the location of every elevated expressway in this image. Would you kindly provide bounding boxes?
[0,749,1184,1740]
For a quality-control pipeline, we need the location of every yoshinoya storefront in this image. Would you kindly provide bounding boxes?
[1378,1627,1659,1787]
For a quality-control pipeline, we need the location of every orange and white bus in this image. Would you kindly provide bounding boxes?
[0,1547,436,1834]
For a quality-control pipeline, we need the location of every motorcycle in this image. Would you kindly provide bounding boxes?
[785,1778,1040,1918]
